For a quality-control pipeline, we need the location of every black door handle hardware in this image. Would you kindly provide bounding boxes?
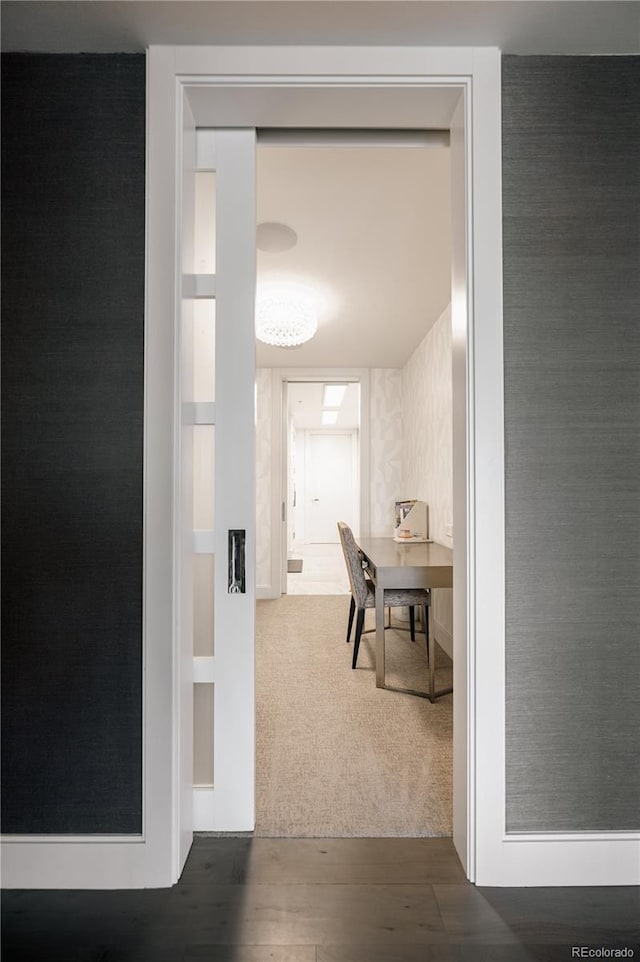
[228,529,246,594]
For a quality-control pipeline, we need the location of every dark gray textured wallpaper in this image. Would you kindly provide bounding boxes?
[503,57,640,832]
[1,54,146,833]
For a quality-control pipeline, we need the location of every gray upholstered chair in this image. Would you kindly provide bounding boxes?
[337,521,431,670]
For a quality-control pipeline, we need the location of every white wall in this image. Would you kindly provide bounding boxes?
[401,303,453,653]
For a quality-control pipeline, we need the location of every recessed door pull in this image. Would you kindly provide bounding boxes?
[228,529,246,593]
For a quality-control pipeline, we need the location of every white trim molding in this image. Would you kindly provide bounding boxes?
[0,838,147,891]
[493,833,640,888]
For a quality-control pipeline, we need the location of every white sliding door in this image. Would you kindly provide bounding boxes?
[182,129,257,832]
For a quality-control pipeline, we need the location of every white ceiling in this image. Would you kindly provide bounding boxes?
[1,2,638,54]
[255,144,451,368]
[288,381,361,430]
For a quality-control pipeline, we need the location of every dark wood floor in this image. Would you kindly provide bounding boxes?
[2,837,639,961]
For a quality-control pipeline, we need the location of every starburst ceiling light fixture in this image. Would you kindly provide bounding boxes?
[255,283,321,348]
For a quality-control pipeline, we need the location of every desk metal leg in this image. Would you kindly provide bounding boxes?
[428,600,436,703]
[375,586,385,688]
[427,592,453,702]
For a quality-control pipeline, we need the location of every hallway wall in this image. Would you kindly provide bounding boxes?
[503,55,640,833]
[4,51,638,845]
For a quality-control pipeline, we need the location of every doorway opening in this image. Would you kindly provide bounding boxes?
[253,137,454,839]
[285,380,360,596]
[158,55,495,885]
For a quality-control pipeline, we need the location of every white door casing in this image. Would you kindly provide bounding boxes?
[182,50,475,885]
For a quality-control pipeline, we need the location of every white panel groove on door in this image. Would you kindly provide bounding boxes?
[211,129,257,830]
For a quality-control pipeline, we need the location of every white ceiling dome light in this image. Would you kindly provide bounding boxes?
[255,282,322,348]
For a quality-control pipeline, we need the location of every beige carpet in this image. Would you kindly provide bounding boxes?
[255,595,453,838]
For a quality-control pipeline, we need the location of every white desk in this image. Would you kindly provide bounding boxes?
[357,538,454,702]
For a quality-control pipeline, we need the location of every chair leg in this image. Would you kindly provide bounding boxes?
[409,606,416,641]
[346,596,355,643]
[352,609,365,669]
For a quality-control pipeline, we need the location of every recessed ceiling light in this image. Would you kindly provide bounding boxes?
[256,222,298,253]
[322,410,338,426]
[323,384,347,408]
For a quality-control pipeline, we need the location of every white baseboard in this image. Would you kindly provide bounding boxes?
[0,836,161,889]
[477,833,640,887]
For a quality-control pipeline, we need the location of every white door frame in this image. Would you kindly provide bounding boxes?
[3,45,637,891]
[266,368,370,599]
[177,46,484,887]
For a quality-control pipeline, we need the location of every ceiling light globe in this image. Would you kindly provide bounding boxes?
[255,287,319,347]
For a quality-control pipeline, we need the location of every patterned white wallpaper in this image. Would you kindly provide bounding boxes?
[369,368,404,537]
[402,305,453,643]
[255,368,272,590]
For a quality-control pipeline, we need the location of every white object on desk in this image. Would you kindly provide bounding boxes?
[394,499,428,541]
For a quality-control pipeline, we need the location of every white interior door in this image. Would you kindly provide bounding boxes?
[185,129,256,832]
[305,431,358,543]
